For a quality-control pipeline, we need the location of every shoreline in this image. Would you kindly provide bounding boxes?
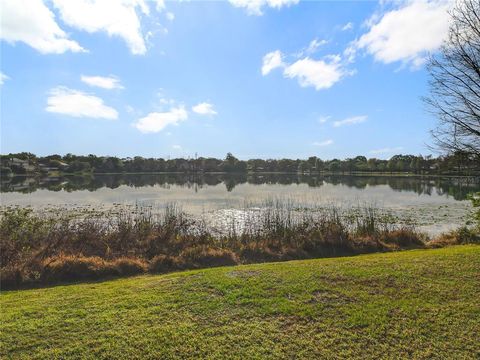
[4,171,480,179]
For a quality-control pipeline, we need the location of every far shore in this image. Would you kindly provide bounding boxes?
[4,171,480,179]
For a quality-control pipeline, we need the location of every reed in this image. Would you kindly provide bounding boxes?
[0,200,456,288]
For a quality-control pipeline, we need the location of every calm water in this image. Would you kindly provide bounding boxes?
[1,173,479,235]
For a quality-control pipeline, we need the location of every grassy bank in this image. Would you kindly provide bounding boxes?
[1,245,479,359]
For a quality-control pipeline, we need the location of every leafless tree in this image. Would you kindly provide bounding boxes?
[425,0,480,157]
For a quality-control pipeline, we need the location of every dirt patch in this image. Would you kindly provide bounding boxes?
[138,273,203,289]
[315,274,351,285]
[227,270,262,278]
[307,289,354,305]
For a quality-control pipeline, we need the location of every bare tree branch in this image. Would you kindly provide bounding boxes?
[425,0,480,157]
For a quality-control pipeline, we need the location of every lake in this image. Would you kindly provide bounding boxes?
[1,173,479,236]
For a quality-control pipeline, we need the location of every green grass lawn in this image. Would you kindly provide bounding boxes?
[1,245,479,359]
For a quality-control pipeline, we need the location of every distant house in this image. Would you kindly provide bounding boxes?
[42,160,69,171]
[9,158,36,172]
[39,164,60,172]
[10,158,28,166]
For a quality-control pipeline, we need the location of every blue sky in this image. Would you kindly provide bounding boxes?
[0,0,452,159]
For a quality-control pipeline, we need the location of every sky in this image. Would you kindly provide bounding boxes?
[0,0,453,160]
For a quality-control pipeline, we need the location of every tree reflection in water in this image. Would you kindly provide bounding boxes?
[1,173,479,201]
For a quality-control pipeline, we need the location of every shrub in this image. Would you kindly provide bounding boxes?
[379,228,425,248]
[279,247,309,261]
[1,267,24,289]
[239,243,282,263]
[350,236,382,252]
[113,257,148,276]
[41,255,118,283]
[455,226,480,244]
[428,231,460,248]
[179,247,238,268]
[149,254,185,273]
[0,207,52,267]
[467,192,480,231]
[301,222,351,255]
[429,227,479,248]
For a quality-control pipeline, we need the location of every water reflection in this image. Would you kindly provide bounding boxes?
[1,173,478,201]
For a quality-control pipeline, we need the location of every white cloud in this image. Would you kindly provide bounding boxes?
[343,44,357,63]
[229,0,299,16]
[296,38,328,58]
[262,47,352,90]
[192,102,217,116]
[172,144,182,150]
[333,115,367,127]
[312,139,334,147]
[261,50,285,75]
[166,12,175,21]
[263,41,353,90]
[307,39,327,53]
[0,0,85,54]
[318,115,331,124]
[341,22,353,31]
[133,107,188,133]
[81,75,124,90]
[0,72,10,86]
[46,87,118,120]
[355,0,451,67]
[159,98,175,107]
[284,55,350,90]
[155,0,166,11]
[51,0,151,55]
[369,146,403,154]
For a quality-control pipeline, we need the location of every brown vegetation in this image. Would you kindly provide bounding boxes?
[427,226,480,248]
[1,204,476,289]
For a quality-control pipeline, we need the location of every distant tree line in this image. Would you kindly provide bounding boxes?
[1,151,479,176]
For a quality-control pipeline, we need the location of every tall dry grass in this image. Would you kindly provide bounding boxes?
[1,202,432,289]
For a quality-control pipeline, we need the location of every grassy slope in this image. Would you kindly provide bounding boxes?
[1,246,479,359]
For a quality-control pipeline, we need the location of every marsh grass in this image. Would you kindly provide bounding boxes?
[0,200,444,288]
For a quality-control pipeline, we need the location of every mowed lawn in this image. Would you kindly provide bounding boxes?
[1,246,479,359]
